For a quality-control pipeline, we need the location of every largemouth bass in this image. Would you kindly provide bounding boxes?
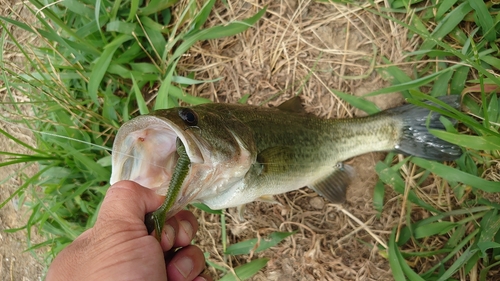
[110,96,462,235]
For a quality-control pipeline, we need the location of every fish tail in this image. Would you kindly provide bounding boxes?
[386,95,462,161]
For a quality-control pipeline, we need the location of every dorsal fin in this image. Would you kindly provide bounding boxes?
[308,163,354,204]
[277,96,306,113]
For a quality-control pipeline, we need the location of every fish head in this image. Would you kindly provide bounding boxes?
[110,104,256,216]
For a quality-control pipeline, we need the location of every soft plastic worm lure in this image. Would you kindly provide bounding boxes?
[145,139,190,242]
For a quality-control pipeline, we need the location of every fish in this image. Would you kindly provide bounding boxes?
[110,95,462,228]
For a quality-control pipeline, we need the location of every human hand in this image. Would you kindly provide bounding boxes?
[46,180,211,281]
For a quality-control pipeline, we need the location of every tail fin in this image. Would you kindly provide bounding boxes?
[386,95,462,161]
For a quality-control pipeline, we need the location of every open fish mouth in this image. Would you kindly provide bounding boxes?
[110,115,203,194]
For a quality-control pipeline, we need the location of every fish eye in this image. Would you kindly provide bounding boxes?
[178,108,198,126]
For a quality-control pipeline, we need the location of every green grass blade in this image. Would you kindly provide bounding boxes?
[218,258,269,281]
[127,0,140,21]
[480,55,500,70]
[379,62,412,98]
[436,0,459,19]
[95,0,102,29]
[168,85,211,105]
[0,166,50,209]
[487,94,499,124]
[205,256,228,273]
[414,221,458,239]
[419,2,473,52]
[407,91,500,138]
[131,73,149,115]
[421,227,480,275]
[478,209,500,249]
[367,65,459,97]
[142,23,167,61]
[375,161,439,212]
[411,157,500,192]
[54,142,110,181]
[428,130,500,150]
[225,231,296,255]
[106,21,137,34]
[154,61,177,110]
[60,0,94,18]
[88,34,133,103]
[171,75,222,85]
[30,0,99,54]
[430,68,453,97]
[388,228,407,281]
[373,180,385,218]
[480,260,500,281]
[436,246,479,281]
[0,16,35,33]
[332,89,380,114]
[193,0,216,30]
[399,248,426,280]
[196,7,267,40]
[138,0,178,16]
[450,65,469,94]
[469,0,495,42]
[172,7,267,59]
[0,127,46,154]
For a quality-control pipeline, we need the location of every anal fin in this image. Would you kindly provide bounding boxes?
[257,194,280,204]
[309,163,354,204]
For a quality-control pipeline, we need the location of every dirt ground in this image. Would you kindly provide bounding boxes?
[0,126,44,281]
[1,0,423,280]
[1,1,45,280]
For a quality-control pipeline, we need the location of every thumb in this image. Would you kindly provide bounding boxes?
[97,180,164,225]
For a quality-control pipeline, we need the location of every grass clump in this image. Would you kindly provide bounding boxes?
[349,0,500,279]
[0,0,272,278]
[318,0,499,279]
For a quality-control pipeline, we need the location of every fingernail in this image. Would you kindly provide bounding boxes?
[164,225,175,245]
[179,220,193,238]
[174,256,193,278]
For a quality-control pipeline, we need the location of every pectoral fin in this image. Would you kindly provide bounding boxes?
[309,163,354,204]
[256,146,296,174]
